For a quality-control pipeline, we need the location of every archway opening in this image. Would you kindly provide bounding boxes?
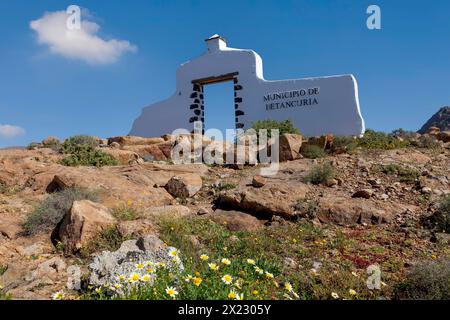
[203,81,236,141]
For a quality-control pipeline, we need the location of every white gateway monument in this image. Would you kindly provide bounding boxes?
[130,35,365,137]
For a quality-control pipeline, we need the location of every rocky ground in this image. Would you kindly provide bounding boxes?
[0,130,449,300]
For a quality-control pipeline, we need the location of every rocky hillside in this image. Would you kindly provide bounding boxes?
[0,130,449,300]
[419,107,450,133]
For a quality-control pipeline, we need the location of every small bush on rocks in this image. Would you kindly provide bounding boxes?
[60,145,118,167]
[251,119,300,139]
[112,202,141,221]
[372,164,419,184]
[332,136,358,153]
[357,129,410,150]
[415,135,442,149]
[304,163,335,185]
[80,226,130,258]
[59,135,117,167]
[395,258,450,299]
[24,187,98,235]
[301,145,327,159]
[60,135,99,154]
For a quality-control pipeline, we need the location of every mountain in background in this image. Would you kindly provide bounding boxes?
[418,106,450,133]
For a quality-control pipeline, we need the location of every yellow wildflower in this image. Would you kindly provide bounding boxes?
[221,258,231,266]
[254,266,264,275]
[222,274,233,285]
[165,286,178,298]
[246,259,256,265]
[168,248,179,258]
[52,291,64,300]
[349,289,357,296]
[208,263,219,271]
[284,282,293,292]
[200,254,209,261]
[141,274,151,282]
[265,271,274,279]
[331,292,339,299]
[135,263,144,270]
[129,273,140,283]
[228,290,237,299]
[192,277,203,287]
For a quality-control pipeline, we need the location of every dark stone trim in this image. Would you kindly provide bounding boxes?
[235,97,242,103]
[189,116,199,123]
[236,110,244,116]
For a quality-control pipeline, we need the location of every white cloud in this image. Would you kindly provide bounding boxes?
[30,10,137,65]
[0,125,26,139]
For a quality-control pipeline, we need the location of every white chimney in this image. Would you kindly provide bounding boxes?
[205,34,227,53]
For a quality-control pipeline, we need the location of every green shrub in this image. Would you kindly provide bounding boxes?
[395,258,450,299]
[372,164,419,183]
[304,163,335,185]
[416,135,441,149]
[0,181,20,195]
[24,188,98,235]
[60,135,99,154]
[332,136,358,153]
[0,265,7,276]
[27,142,41,150]
[251,119,300,139]
[301,144,326,159]
[357,129,410,150]
[391,128,417,140]
[213,182,237,192]
[60,145,118,167]
[112,202,141,221]
[81,226,130,258]
[58,135,116,167]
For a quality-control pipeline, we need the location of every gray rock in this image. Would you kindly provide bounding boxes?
[88,236,182,288]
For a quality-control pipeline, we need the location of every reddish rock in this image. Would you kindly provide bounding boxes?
[165,174,203,198]
[352,189,374,199]
[58,200,117,253]
[211,209,264,232]
[252,175,267,188]
[279,134,303,162]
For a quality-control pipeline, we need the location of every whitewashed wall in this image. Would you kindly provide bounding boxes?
[130,36,365,137]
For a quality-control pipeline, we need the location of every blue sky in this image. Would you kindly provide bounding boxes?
[0,0,449,147]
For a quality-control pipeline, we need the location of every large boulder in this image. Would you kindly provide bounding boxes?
[122,144,169,161]
[58,200,117,253]
[315,195,416,226]
[100,148,141,165]
[165,174,202,198]
[210,209,264,232]
[279,134,303,162]
[218,182,309,219]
